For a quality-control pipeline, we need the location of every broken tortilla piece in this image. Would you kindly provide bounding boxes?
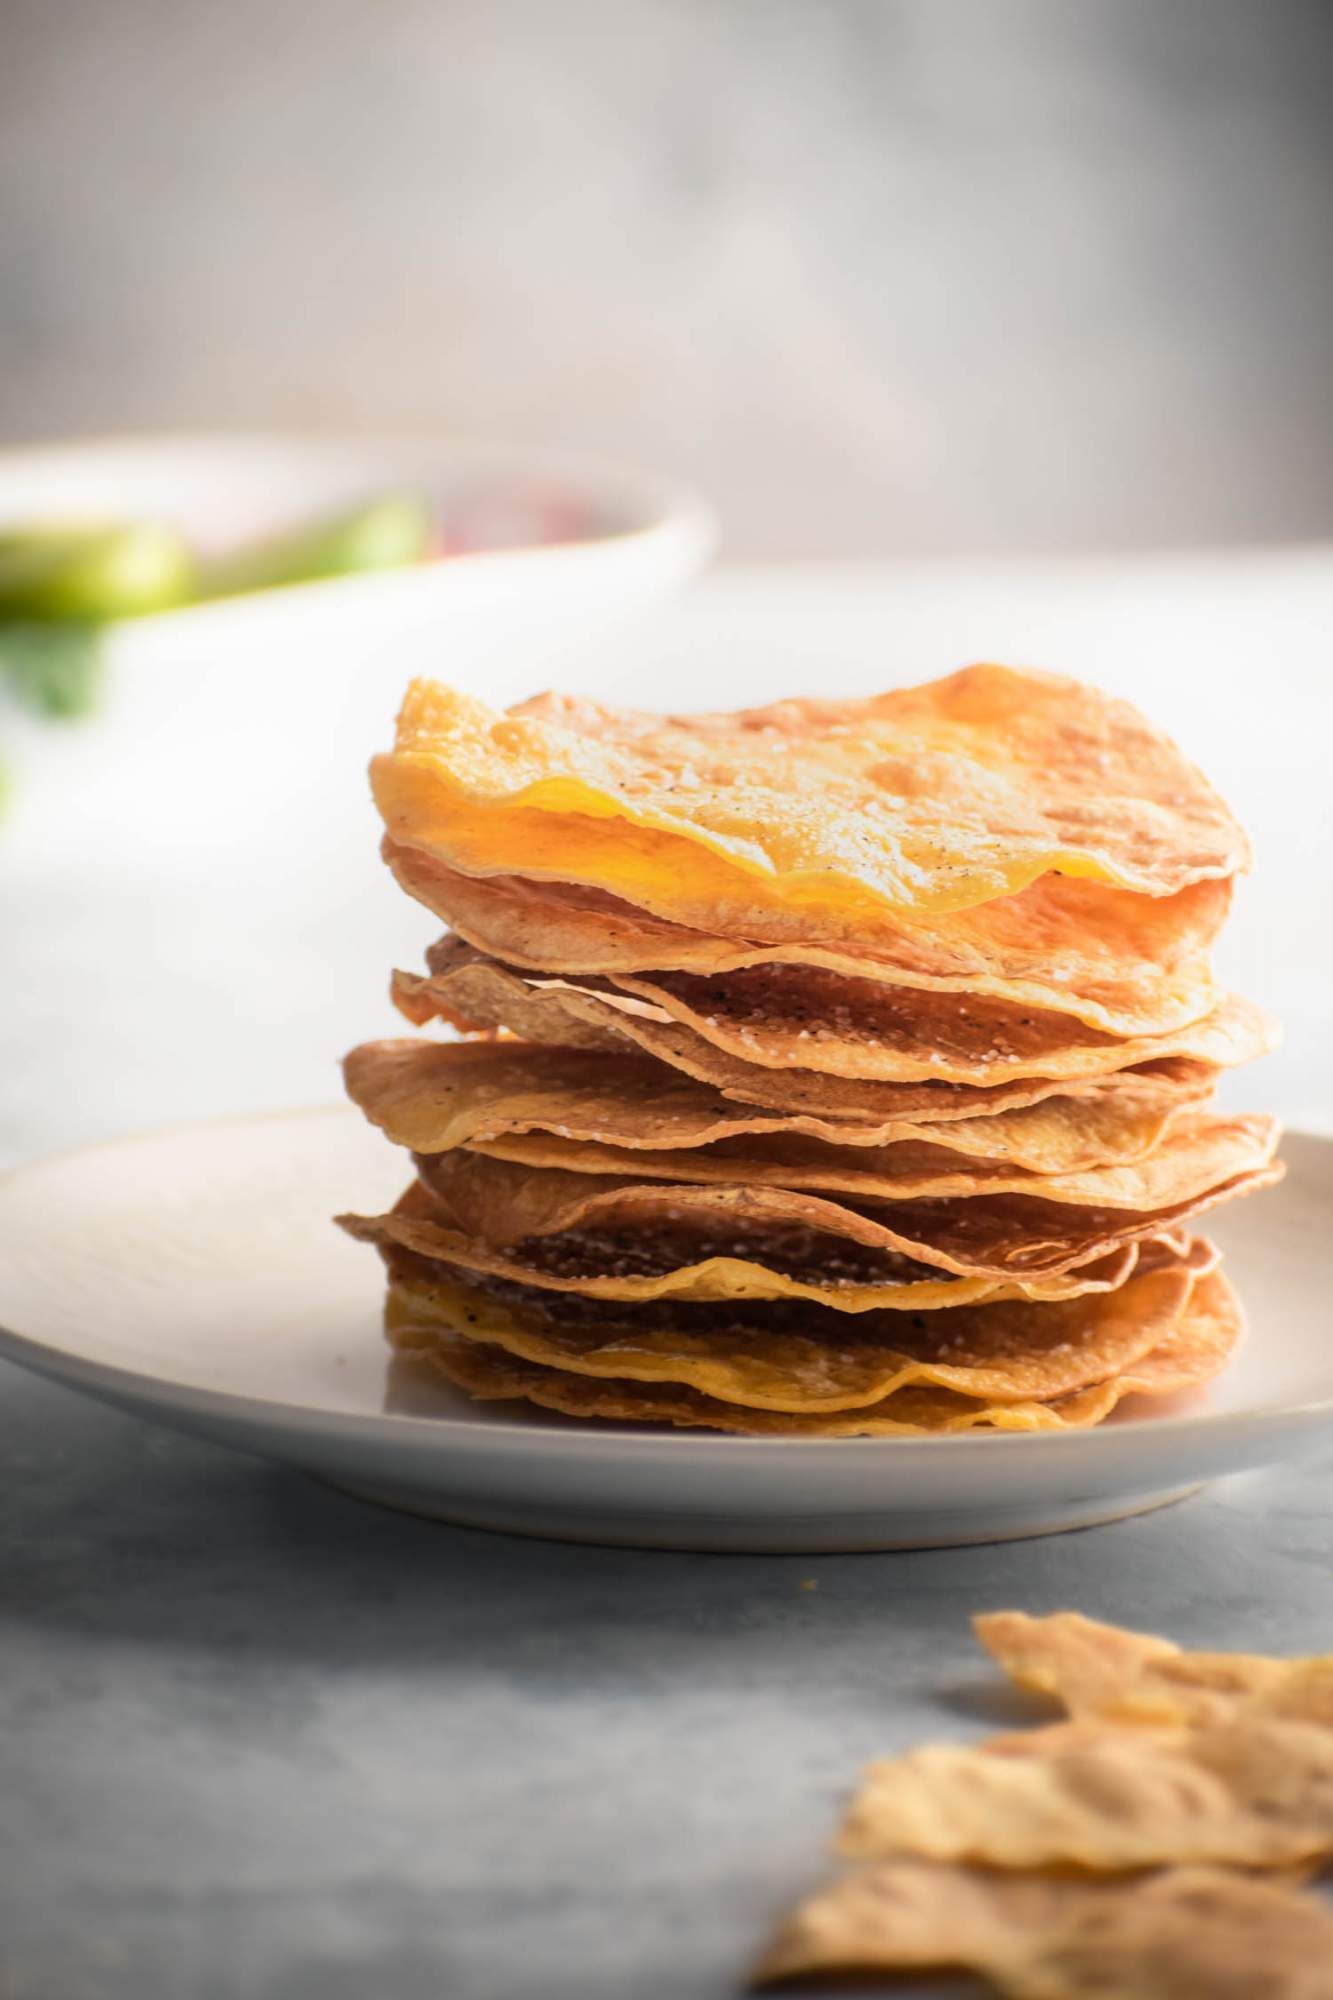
[754,1859,1333,1998]
[974,1610,1333,1729]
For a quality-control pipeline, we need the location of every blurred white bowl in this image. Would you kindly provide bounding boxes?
[0,432,716,692]
[0,432,715,881]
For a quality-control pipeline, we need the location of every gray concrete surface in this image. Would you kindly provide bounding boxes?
[2,1362,1330,2000]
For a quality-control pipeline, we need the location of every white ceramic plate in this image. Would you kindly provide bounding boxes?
[0,1111,1327,1552]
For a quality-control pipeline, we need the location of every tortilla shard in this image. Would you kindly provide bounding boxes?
[372,668,1248,932]
[974,1610,1333,1728]
[385,840,1230,1037]
[754,1860,1333,1997]
[839,1707,1333,1870]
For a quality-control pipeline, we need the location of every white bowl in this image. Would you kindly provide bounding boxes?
[0,433,715,880]
[0,432,716,692]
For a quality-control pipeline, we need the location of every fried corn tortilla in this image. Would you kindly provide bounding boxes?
[398,940,1276,1090]
[385,840,1230,1037]
[356,659,1272,1454]
[373,1246,1199,1415]
[344,1037,1215,1174]
[393,960,1216,1125]
[974,1611,1333,1730]
[372,669,1248,936]
[342,1180,1148,1312]
[470,1107,1267,1205]
[754,1859,1333,1997]
[1064,1268,1243,1409]
[570,961,1271,1087]
[390,1320,1091,1435]
[382,1267,1240,1435]
[407,1133,1279,1272]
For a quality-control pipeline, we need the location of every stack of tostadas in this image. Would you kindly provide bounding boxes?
[339,666,1281,1435]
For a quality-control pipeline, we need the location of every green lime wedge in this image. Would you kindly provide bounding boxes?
[0,521,193,622]
[200,493,434,598]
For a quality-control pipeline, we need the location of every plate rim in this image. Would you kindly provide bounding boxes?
[0,1106,1329,1462]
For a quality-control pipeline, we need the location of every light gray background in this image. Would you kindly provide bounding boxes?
[3,0,1332,554]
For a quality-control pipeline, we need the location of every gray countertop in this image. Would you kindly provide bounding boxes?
[4,1364,1330,2000]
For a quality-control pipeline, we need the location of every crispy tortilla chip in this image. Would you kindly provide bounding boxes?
[342,1180,1149,1312]
[393,960,1207,1126]
[471,1107,1268,1206]
[974,1611,1333,1729]
[838,1704,1333,1870]
[976,1609,1183,1711]
[343,1037,1214,1174]
[570,962,1273,1087]
[385,840,1230,1037]
[373,1250,1196,1414]
[1079,1268,1242,1404]
[400,940,1276,1090]
[386,1315,1117,1435]
[404,1146,1278,1282]
[371,670,1248,936]
[754,1859,1333,1996]
[1012,1269,1242,1426]
[382,1266,1235,1435]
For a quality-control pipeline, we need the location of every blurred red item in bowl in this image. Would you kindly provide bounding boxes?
[436,482,605,557]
